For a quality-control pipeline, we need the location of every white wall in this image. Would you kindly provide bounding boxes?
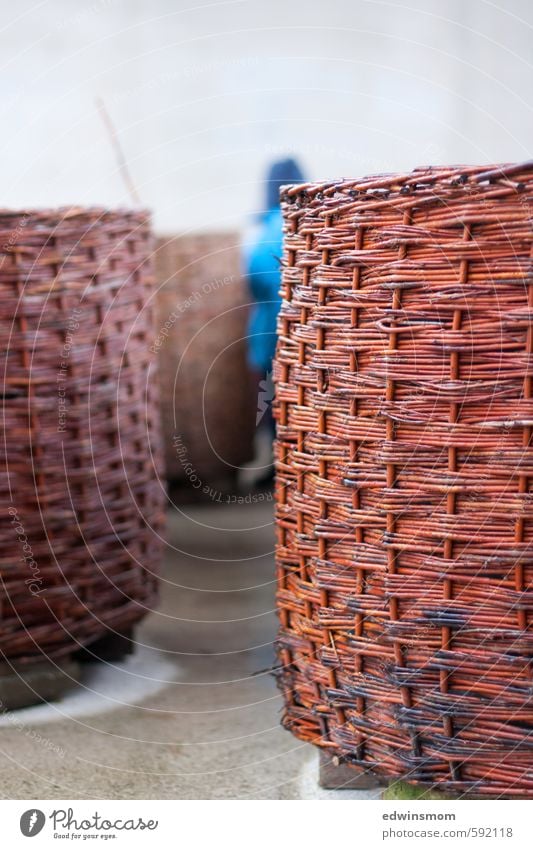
[0,0,531,232]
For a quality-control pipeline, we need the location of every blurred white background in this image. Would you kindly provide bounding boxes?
[0,0,531,231]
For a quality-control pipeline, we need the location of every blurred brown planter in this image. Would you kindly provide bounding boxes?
[154,232,255,487]
[0,208,165,701]
[274,162,533,797]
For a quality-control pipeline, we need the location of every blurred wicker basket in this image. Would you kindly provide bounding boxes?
[274,162,533,797]
[1,207,164,669]
[154,233,255,486]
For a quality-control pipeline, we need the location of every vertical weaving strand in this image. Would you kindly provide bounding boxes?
[350,224,367,762]
[274,162,533,797]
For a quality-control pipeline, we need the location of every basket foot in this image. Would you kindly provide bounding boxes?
[0,658,80,711]
[76,627,135,663]
[319,750,382,790]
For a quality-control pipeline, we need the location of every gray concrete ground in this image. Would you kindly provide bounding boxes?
[0,499,378,800]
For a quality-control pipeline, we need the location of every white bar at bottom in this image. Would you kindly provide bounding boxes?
[3,798,532,848]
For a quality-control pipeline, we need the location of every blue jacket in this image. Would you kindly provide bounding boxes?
[246,208,283,373]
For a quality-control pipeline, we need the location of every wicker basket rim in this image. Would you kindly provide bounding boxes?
[0,206,151,222]
[280,159,533,198]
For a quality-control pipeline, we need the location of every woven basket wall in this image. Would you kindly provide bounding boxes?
[274,162,533,797]
[1,208,164,663]
[154,233,255,484]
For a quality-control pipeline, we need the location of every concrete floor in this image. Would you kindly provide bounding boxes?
[0,499,378,799]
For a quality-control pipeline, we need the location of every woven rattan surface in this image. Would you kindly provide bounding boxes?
[1,208,164,663]
[155,233,255,484]
[274,162,533,797]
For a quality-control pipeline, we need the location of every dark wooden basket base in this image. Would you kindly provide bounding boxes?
[75,627,135,664]
[319,750,382,790]
[0,659,81,711]
[0,627,136,711]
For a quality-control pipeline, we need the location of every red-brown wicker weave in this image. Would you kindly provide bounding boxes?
[274,162,533,797]
[1,208,164,664]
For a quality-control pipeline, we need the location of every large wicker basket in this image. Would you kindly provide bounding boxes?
[1,208,164,668]
[154,233,255,487]
[274,162,533,797]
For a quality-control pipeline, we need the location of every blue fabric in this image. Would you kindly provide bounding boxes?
[246,208,283,373]
[264,158,306,212]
